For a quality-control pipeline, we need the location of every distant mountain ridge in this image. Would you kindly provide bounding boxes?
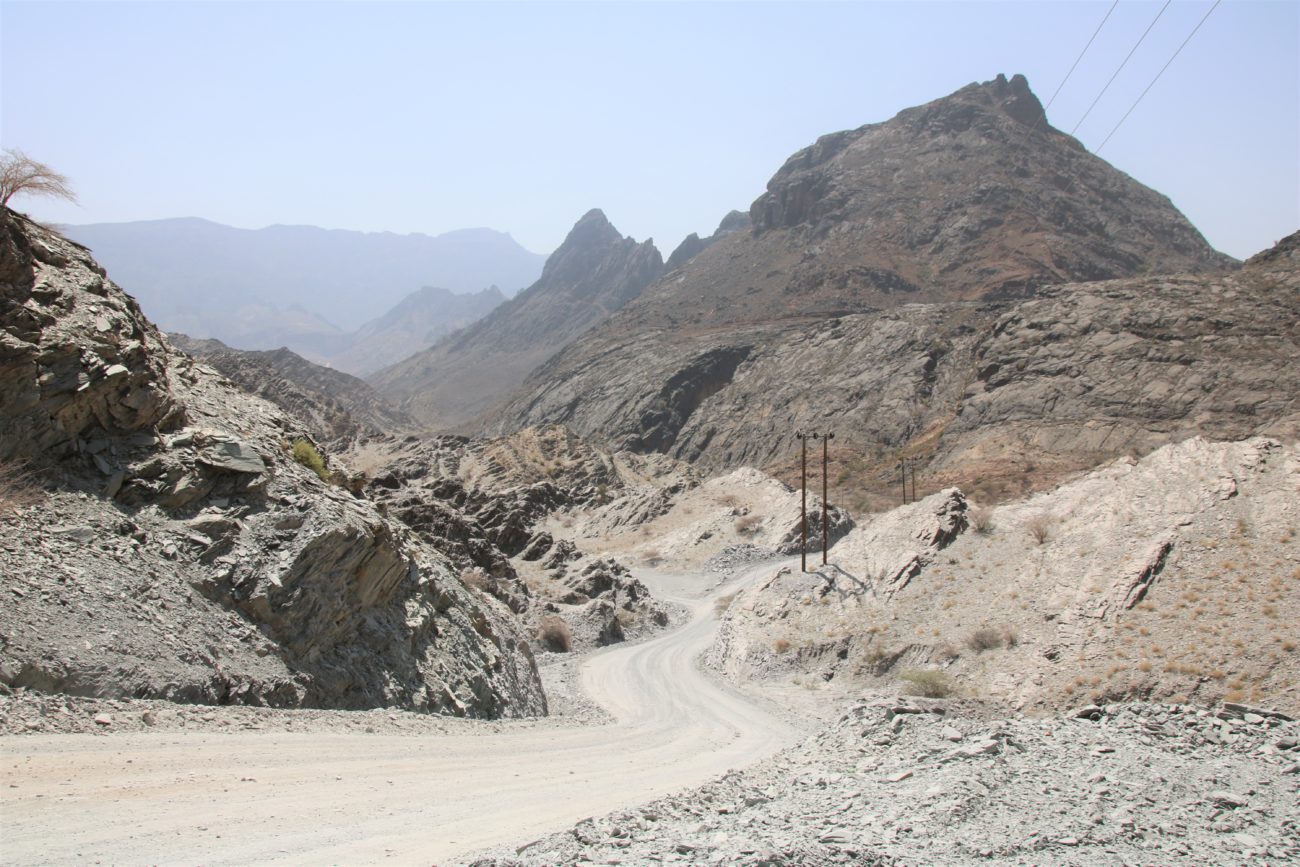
[61,217,544,359]
[371,209,663,430]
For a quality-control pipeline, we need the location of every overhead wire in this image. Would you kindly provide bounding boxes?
[1069,0,1172,136]
[1043,0,1121,114]
[1095,0,1223,154]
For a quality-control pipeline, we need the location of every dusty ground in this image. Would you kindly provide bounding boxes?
[5,442,1298,866]
[0,563,802,866]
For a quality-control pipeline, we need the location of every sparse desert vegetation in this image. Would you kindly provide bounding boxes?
[898,668,952,698]
[537,615,573,653]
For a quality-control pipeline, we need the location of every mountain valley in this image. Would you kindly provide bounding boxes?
[2,71,1297,867]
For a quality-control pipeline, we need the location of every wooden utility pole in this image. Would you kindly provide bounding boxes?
[822,432,834,565]
[796,432,810,572]
[899,459,907,504]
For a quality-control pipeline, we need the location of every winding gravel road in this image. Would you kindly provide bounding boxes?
[0,563,798,865]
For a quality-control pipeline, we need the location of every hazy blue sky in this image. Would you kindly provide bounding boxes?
[2,1,1296,261]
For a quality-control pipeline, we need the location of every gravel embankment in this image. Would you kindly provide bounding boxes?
[471,699,1300,866]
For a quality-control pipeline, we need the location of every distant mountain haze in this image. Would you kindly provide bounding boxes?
[60,217,544,368]
[371,208,664,430]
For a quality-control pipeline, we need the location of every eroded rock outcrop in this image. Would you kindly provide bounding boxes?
[0,209,545,717]
[709,437,1300,716]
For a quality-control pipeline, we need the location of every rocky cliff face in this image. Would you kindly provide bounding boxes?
[488,77,1287,499]
[170,335,414,446]
[345,425,690,653]
[493,231,1296,506]
[0,209,545,717]
[371,209,663,430]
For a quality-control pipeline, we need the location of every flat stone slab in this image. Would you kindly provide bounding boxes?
[199,441,265,474]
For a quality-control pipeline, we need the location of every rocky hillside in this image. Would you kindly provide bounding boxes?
[490,230,1295,508]
[477,698,1299,866]
[345,426,692,652]
[709,437,1300,717]
[371,209,664,430]
[486,75,1261,498]
[169,334,414,445]
[0,208,545,717]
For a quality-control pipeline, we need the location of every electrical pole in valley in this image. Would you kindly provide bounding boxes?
[796,432,812,572]
[822,432,834,565]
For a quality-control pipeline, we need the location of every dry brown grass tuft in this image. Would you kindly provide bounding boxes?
[734,514,763,535]
[968,505,995,534]
[537,615,572,652]
[1025,513,1054,544]
[0,460,42,515]
[966,627,1003,652]
[460,568,491,593]
[773,638,792,654]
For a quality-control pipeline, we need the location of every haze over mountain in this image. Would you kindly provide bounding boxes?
[61,218,544,360]
[371,209,664,430]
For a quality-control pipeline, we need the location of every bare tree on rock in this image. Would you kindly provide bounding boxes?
[0,149,77,208]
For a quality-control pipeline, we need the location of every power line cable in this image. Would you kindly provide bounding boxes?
[1095,0,1222,154]
[1044,0,1120,113]
[1070,0,1172,136]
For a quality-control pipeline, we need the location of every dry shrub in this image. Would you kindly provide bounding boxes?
[969,505,995,534]
[0,460,42,514]
[1025,513,1054,544]
[899,668,952,698]
[713,591,738,617]
[537,615,572,653]
[460,568,490,593]
[734,514,762,535]
[966,627,1003,652]
[641,548,663,566]
[773,638,792,654]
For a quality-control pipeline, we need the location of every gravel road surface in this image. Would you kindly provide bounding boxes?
[0,563,799,865]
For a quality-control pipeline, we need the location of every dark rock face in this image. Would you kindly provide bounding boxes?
[372,209,663,429]
[487,75,1268,491]
[0,209,546,717]
[666,233,709,272]
[665,210,754,273]
[0,210,185,463]
[493,231,1297,498]
[353,425,681,652]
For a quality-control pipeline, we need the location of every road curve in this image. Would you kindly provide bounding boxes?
[0,562,798,865]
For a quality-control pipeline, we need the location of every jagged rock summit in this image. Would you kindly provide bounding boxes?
[371,208,663,429]
[0,208,546,717]
[486,76,1284,499]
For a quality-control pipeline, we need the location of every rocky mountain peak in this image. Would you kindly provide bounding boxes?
[536,209,660,295]
[371,209,664,429]
[559,208,622,250]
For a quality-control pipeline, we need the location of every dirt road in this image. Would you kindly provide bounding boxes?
[0,563,798,865]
